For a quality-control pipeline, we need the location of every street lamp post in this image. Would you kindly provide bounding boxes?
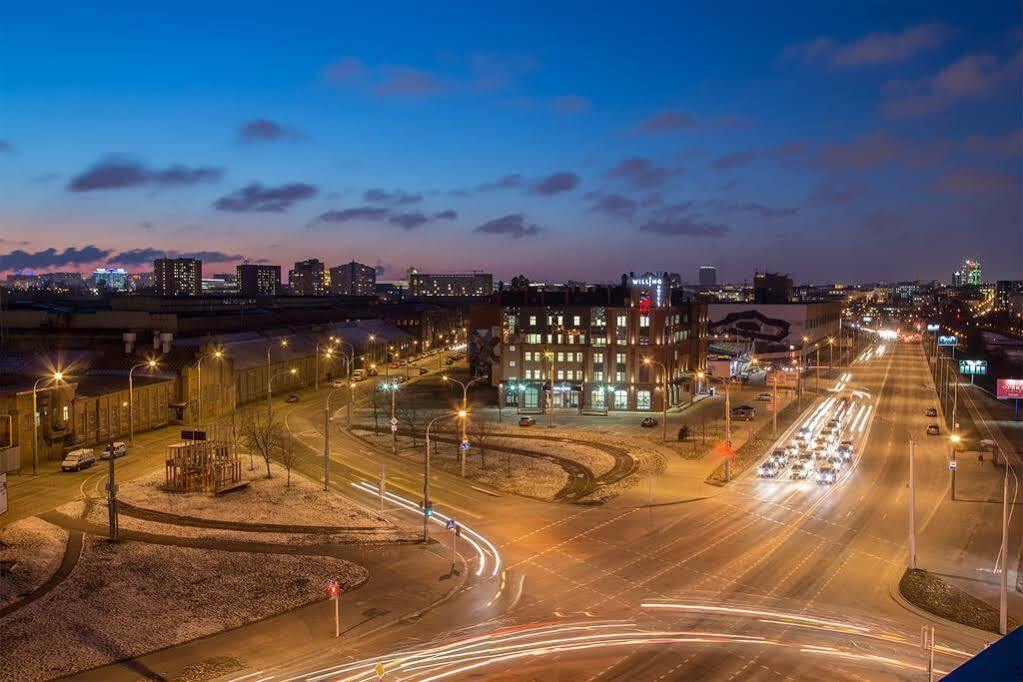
[999,454,1009,635]
[642,358,668,442]
[380,381,400,454]
[195,349,223,429]
[268,368,298,421]
[908,438,917,570]
[323,386,349,492]
[443,374,485,476]
[129,360,158,447]
[266,338,289,419]
[423,410,468,542]
[949,433,960,500]
[31,371,64,474]
[697,370,733,482]
[543,350,556,428]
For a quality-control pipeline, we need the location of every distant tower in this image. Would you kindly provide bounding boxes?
[698,266,717,287]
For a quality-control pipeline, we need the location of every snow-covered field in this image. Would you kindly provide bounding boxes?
[82,504,415,545]
[117,463,399,530]
[353,432,570,501]
[488,436,616,478]
[0,518,68,610]
[0,536,367,682]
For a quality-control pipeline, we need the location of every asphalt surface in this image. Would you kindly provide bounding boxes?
[5,342,1016,680]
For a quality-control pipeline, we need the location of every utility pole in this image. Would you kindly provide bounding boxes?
[107,442,119,541]
[323,399,330,491]
[391,383,398,454]
[772,372,778,438]
[815,346,820,393]
[724,380,732,482]
[1000,459,1009,635]
[908,438,917,570]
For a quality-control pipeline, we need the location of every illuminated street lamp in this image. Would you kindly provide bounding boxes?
[423,409,468,542]
[195,348,224,428]
[696,369,735,482]
[443,374,485,475]
[642,357,669,442]
[31,370,65,474]
[268,367,298,420]
[949,433,961,501]
[129,359,158,447]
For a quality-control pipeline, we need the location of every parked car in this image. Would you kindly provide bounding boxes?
[418,367,429,375]
[286,394,300,403]
[61,448,96,471]
[926,423,940,436]
[99,442,127,460]
[640,417,658,428]
[352,369,366,381]
[389,362,399,369]
[331,379,347,388]
[756,392,773,401]
[519,416,536,427]
[925,407,938,417]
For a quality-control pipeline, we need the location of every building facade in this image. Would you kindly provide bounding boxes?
[237,263,281,296]
[408,270,493,298]
[155,258,202,297]
[698,266,717,287]
[330,261,376,296]
[289,259,326,296]
[471,280,707,413]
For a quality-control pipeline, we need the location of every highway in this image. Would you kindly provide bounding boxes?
[224,340,1000,680]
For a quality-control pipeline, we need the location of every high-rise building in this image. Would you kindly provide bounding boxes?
[753,271,793,304]
[698,266,717,287]
[408,269,493,298]
[288,259,326,296]
[92,268,129,291]
[954,258,982,286]
[154,258,201,297]
[237,263,281,296]
[330,261,376,296]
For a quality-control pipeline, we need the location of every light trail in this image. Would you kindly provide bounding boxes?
[350,481,501,577]
[640,602,871,632]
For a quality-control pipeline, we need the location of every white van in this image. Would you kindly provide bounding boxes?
[100,442,128,459]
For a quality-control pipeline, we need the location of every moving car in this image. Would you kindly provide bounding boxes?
[758,461,780,478]
[790,462,810,480]
[926,423,940,436]
[99,442,127,459]
[418,367,429,375]
[519,416,536,427]
[389,362,399,369]
[836,443,854,461]
[798,450,814,463]
[286,395,300,403]
[640,417,658,428]
[756,392,773,401]
[925,407,938,417]
[730,405,756,421]
[61,448,96,471]
[816,465,838,485]
[352,369,366,381]
[826,418,840,428]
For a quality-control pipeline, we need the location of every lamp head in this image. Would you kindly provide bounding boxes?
[213,349,223,359]
[147,359,158,368]
[289,368,298,375]
[457,409,468,419]
[281,339,289,347]
[53,371,64,381]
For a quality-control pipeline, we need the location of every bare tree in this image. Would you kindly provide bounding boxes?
[278,432,299,487]
[470,415,496,470]
[241,411,285,479]
[398,396,423,448]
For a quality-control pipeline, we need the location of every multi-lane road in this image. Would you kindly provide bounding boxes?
[217,340,1007,680]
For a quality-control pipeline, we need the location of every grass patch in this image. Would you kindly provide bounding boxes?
[900,568,1018,635]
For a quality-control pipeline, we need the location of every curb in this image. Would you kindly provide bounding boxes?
[886,570,997,643]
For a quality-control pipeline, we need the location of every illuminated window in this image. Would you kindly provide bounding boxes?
[614,390,628,410]
[637,390,651,410]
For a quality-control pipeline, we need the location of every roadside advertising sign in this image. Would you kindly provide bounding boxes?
[926,324,940,332]
[996,379,1023,400]
[937,335,957,347]
[958,360,987,376]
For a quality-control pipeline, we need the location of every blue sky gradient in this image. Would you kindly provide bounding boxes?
[1,1,1020,283]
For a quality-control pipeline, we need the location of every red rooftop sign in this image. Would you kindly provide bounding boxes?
[996,379,1023,400]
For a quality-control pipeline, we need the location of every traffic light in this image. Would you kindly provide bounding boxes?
[424,505,434,518]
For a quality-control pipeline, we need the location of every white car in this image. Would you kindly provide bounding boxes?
[758,461,780,478]
[756,392,773,401]
[790,463,810,480]
[61,448,96,471]
[816,465,838,485]
[99,442,127,459]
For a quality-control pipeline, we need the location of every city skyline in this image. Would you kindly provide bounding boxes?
[1,3,1021,283]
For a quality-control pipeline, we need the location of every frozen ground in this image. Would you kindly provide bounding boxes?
[0,517,68,610]
[117,462,400,530]
[488,436,616,478]
[0,535,367,682]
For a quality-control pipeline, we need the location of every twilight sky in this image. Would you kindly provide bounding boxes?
[1,2,1021,284]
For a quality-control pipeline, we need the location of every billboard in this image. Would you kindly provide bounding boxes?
[926,324,940,332]
[937,335,958,347]
[996,379,1023,400]
[959,360,988,376]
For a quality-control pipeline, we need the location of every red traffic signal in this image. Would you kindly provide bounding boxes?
[325,579,339,597]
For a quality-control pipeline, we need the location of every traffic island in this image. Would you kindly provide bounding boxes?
[705,401,803,485]
[0,517,68,611]
[899,568,1018,635]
